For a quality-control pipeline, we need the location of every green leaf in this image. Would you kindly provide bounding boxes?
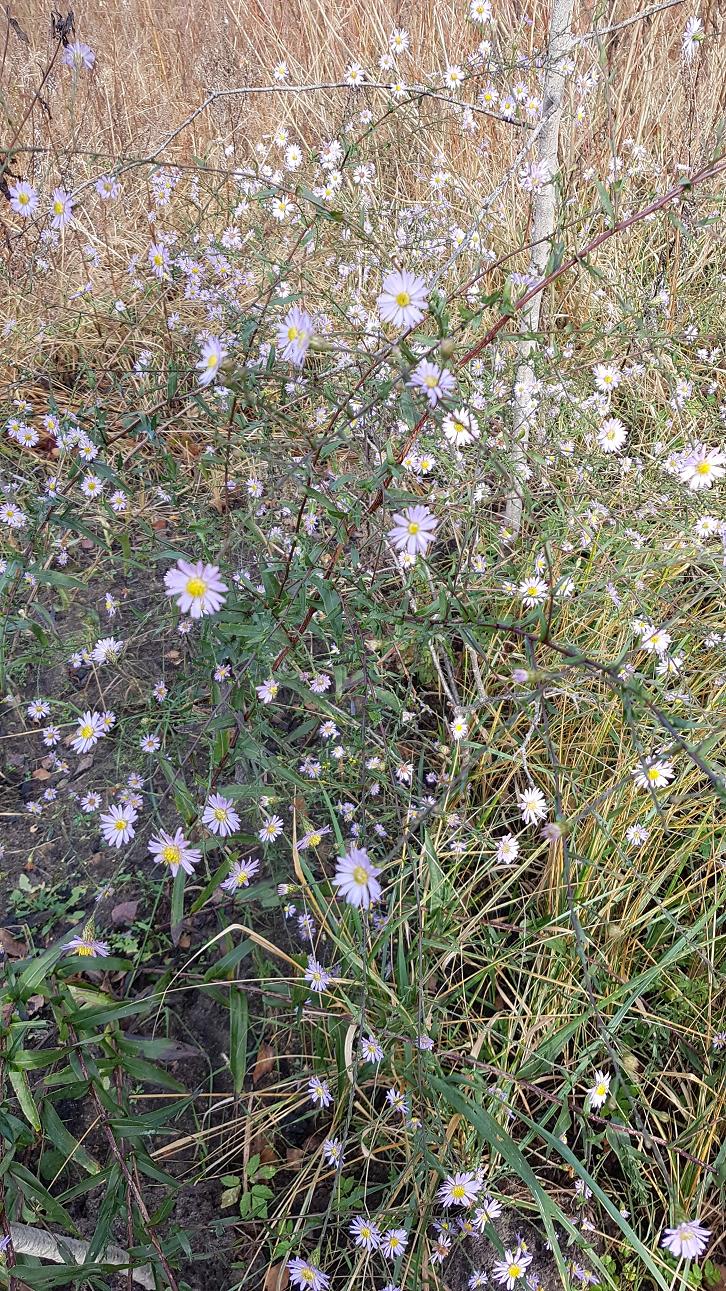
[8,1067,41,1131]
[171,866,186,945]
[87,1164,123,1261]
[8,1161,80,1232]
[229,988,249,1095]
[594,177,615,225]
[41,1103,101,1175]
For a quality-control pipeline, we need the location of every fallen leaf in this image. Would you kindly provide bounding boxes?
[31,767,51,781]
[264,1263,289,1291]
[249,1133,276,1165]
[111,900,139,925]
[252,1041,276,1086]
[0,927,27,957]
[71,755,95,776]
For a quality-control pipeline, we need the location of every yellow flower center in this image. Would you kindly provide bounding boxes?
[206,353,218,368]
[162,844,181,865]
[696,461,711,474]
[424,375,437,387]
[114,818,127,831]
[301,1274,315,1286]
[646,767,660,781]
[19,193,29,205]
[395,290,411,307]
[596,1083,607,1097]
[185,576,207,597]
[352,865,368,884]
[237,869,249,885]
[213,807,227,820]
[407,521,420,535]
[80,724,94,739]
[509,1265,522,1279]
[76,943,94,956]
[452,1183,467,1199]
[389,1237,400,1250]
[309,832,321,846]
[54,200,64,214]
[361,1226,371,1239]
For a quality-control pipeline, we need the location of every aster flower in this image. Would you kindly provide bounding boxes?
[345,62,366,86]
[598,417,628,452]
[298,825,331,850]
[592,362,621,394]
[304,955,334,993]
[518,787,548,825]
[49,187,74,230]
[451,715,469,741]
[639,624,671,654]
[202,793,240,837]
[259,814,284,843]
[496,833,520,865]
[661,1219,710,1260]
[308,1075,333,1108]
[65,921,109,958]
[196,336,227,387]
[518,577,548,607]
[380,1229,409,1260]
[256,677,279,704]
[682,15,705,59]
[349,1214,380,1250]
[586,1069,611,1109]
[409,360,456,408]
[287,1256,330,1290]
[9,180,39,218]
[332,845,382,908]
[360,1033,385,1063]
[62,40,96,70]
[474,1195,503,1229]
[276,306,315,365]
[633,758,675,790]
[442,407,480,448]
[0,501,27,528]
[148,828,201,876]
[377,269,429,328]
[492,1247,533,1289]
[322,1136,344,1166]
[388,504,438,556]
[71,711,104,754]
[27,699,50,721]
[220,857,260,891]
[100,804,138,848]
[164,559,227,618]
[438,1171,481,1208]
[679,445,725,490]
[91,636,124,664]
